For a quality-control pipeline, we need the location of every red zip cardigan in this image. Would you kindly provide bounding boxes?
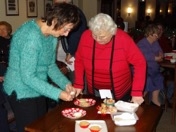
[74,29,146,100]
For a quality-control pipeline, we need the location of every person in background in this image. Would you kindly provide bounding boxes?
[0,21,12,132]
[3,3,79,132]
[157,23,173,53]
[156,23,174,106]
[115,16,125,30]
[0,65,9,132]
[54,0,87,83]
[137,24,164,107]
[74,13,146,105]
[0,21,12,63]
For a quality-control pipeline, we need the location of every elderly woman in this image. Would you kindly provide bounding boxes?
[74,13,146,105]
[3,3,79,132]
[137,24,164,107]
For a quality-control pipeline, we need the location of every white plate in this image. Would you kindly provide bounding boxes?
[75,120,108,132]
[164,53,174,60]
[97,103,117,114]
[97,106,117,114]
[111,112,138,126]
[61,108,86,119]
[114,100,139,113]
[74,98,96,107]
[114,119,137,126]
[164,53,174,57]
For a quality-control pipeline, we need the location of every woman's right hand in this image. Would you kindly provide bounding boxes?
[155,56,163,62]
[60,67,69,75]
[75,88,83,97]
[0,76,4,82]
[59,91,74,101]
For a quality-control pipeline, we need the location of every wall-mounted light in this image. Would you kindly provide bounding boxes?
[146,8,151,16]
[127,7,132,16]
[168,9,171,13]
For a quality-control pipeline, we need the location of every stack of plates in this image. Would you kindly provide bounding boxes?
[114,100,139,113]
[111,112,138,126]
[111,100,139,126]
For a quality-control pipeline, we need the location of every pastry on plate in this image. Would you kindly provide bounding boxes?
[103,98,115,105]
[79,120,90,128]
[89,124,102,132]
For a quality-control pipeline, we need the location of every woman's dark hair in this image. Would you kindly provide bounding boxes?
[41,3,80,30]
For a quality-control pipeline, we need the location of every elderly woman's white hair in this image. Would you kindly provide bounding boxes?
[88,13,117,35]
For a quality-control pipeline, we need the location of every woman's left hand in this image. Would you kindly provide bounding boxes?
[131,96,144,105]
[65,84,76,97]
[0,76,4,82]
[65,53,73,64]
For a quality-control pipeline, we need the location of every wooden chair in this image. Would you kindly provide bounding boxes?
[172,89,176,124]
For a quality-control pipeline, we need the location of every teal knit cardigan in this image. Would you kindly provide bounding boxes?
[3,20,71,101]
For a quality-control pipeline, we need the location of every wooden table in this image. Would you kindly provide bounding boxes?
[160,60,176,123]
[25,95,163,132]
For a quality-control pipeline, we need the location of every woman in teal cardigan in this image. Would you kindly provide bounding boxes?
[3,3,79,132]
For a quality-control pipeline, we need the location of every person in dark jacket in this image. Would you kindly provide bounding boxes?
[0,63,9,132]
[54,0,87,83]
[0,21,12,132]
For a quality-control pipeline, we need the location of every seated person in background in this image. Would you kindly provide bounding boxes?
[74,13,146,105]
[157,23,173,53]
[156,23,174,105]
[115,16,125,30]
[137,24,164,107]
[0,21,12,132]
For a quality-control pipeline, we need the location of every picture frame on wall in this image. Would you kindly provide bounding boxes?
[44,0,53,16]
[5,0,19,16]
[27,0,38,17]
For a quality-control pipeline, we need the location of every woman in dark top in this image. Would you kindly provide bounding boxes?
[0,21,12,132]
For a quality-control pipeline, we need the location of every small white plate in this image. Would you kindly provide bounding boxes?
[114,100,139,113]
[61,108,86,119]
[75,120,108,132]
[164,53,174,60]
[111,112,138,126]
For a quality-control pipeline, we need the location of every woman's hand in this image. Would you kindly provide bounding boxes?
[0,76,4,82]
[65,84,76,97]
[131,96,144,105]
[59,91,75,101]
[60,67,69,75]
[65,53,73,65]
[65,84,75,92]
[65,85,83,98]
[155,52,163,62]
[74,88,83,97]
